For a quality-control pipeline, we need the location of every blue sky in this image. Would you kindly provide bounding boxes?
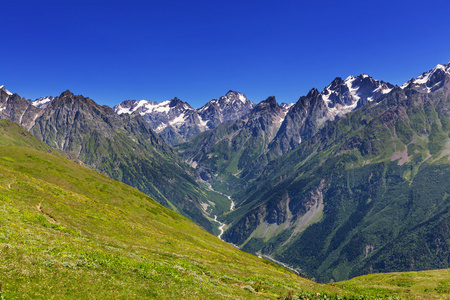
[2,0,450,108]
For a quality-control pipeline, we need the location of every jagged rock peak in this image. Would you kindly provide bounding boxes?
[197,90,255,126]
[327,77,345,90]
[224,90,248,103]
[207,90,249,106]
[253,96,279,111]
[0,85,13,96]
[356,73,371,79]
[307,88,321,98]
[262,96,277,105]
[168,97,192,109]
[322,74,393,104]
[60,90,75,97]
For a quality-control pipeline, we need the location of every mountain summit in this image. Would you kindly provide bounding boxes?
[197,90,255,128]
[322,74,394,117]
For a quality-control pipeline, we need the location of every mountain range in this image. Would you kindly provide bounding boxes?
[1,62,450,285]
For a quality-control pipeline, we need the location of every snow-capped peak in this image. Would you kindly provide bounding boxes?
[222,90,248,105]
[115,98,193,116]
[198,91,252,112]
[401,63,450,91]
[0,85,12,96]
[320,74,394,119]
[31,96,54,109]
[344,76,360,101]
[344,75,356,82]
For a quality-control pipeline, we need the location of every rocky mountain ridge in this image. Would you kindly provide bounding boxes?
[114,90,255,145]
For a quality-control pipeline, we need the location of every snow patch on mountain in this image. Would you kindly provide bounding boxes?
[238,93,247,104]
[31,96,54,109]
[169,113,186,126]
[155,123,168,132]
[280,102,294,110]
[373,85,393,95]
[321,89,333,106]
[198,115,209,128]
[344,75,361,102]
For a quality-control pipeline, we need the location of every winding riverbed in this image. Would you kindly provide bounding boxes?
[209,188,234,239]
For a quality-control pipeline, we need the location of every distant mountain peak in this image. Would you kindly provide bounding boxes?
[60,90,75,97]
[168,97,193,109]
[321,73,394,117]
[401,62,450,92]
[116,99,174,116]
[260,96,277,106]
[211,90,249,105]
[307,88,320,98]
[113,90,255,145]
[224,90,248,104]
[0,85,13,96]
[345,75,356,82]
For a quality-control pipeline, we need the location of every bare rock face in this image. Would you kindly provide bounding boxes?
[0,86,42,130]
